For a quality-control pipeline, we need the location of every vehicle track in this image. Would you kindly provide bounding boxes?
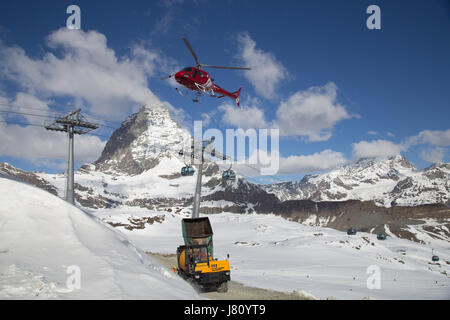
[147,252,313,300]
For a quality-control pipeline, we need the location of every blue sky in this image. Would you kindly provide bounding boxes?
[0,0,449,183]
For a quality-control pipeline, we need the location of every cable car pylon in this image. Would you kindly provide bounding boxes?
[189,137,214,218]
[179,135,235,218]
[45,109,99,204]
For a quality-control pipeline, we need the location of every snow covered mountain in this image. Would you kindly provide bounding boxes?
[95,104,191,175]
[0,173,201,299]
[262,156,450,207]
[0,104,448,245]
[260,181,303,202]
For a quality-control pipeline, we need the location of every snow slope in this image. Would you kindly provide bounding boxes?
[0,176,201,299]
[94,208,450,300]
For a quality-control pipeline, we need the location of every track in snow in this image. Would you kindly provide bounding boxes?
[147,252,315,300]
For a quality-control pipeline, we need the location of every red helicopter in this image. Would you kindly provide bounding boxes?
[161,38,251,107]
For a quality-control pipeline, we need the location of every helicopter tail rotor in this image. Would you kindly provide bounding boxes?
[231,87,242,108]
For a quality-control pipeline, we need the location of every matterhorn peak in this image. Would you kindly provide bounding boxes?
[388,154,414,168]
[94,104,191,175]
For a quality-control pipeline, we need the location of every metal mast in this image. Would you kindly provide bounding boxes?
[191,137,213,218]
[45,109,99,204]
[192,160,204,218]
[191,136,231,218]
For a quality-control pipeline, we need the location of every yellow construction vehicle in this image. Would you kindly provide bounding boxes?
[176,217,230,292]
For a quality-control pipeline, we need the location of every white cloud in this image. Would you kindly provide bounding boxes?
[0,28,173,165]
[162,0,184,7]
[351,130,450,162]
[0,121,105,163]
[236,32,288,100]
[278,149,347,174]
[216,83,353,142]
[231,148,347,176]
[352,139,406,159]
[151,0,185,35]
[0,28,164,120]
[131,40,181,80]
[406,129,450,147]
[274,82,353,141]
[420,147,446,163]
[218,103,268,129]
[0,93,106,166]
[402,129,450,163]
[5,93,53,122]
[200,113,211,127]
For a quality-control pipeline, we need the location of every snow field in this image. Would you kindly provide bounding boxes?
[96,208,450,300]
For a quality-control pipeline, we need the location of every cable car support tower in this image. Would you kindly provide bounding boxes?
[189,136,231,219]
[45,109,99,204]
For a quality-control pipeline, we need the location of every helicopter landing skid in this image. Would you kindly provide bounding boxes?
[176,88,202,105]
[194,82,215,97]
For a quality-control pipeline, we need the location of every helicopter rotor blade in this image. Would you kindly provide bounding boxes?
[199,64,251,70]
[182,37,200,67]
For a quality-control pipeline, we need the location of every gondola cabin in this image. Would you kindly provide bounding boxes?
[222,170,236,181]
[347,228,357,235]
[377,234,387,240]
[432,255,440,262]
[181,166,195,176]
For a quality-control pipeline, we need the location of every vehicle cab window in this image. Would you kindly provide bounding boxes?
[193,247,208,263]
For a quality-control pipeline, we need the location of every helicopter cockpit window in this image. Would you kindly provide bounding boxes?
[198,71,204,77]
[182,67,192,73]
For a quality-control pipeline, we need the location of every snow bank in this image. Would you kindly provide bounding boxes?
[0,176,201,299]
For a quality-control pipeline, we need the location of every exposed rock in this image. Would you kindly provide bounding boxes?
[106,215,165,230]
[75,193,122,209]
[0,162,58,196]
